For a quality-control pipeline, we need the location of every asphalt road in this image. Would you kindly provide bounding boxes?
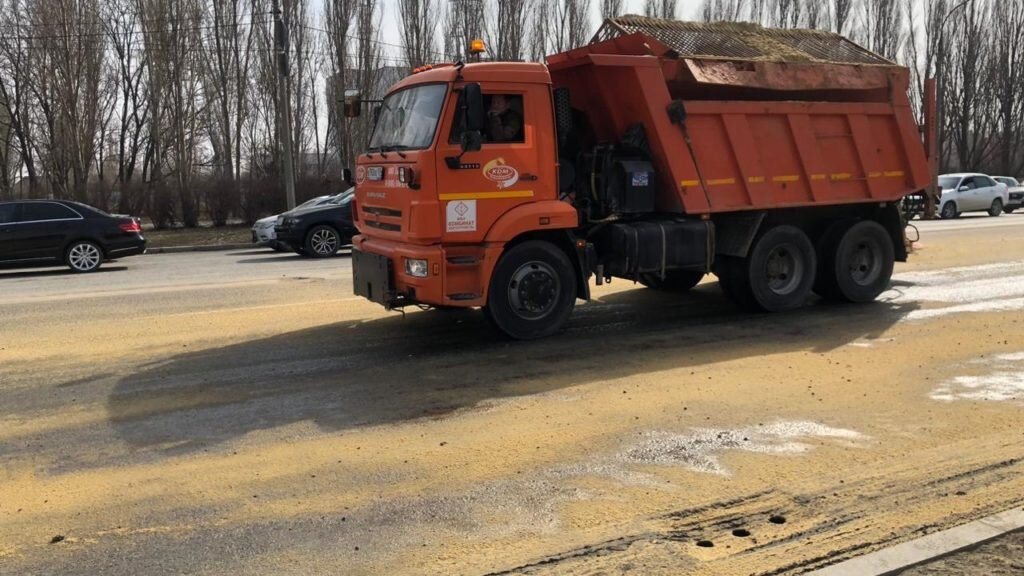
[2,215,1024,575]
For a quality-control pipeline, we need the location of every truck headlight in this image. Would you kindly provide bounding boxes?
[405,258,428,278]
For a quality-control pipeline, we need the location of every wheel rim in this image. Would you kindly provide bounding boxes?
[69,243,100,271]
[311,229,338,255]
[763,243,803,296]
[507,260,561,320]
[992,200,1003,214]
[846,238,884,287]
[942,204,955,218]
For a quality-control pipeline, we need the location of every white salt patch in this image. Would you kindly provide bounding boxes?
[905,298,1024,321]
[931,352,1024,403]
[883,260,1024,321]
[621,421,865,476]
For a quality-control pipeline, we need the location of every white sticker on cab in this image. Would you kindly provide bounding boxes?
[446,200,477,233]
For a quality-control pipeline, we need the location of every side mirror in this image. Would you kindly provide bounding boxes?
[343,91,362,118]
[460,131,483,153]
[463,83,485,133]
[959,186,970,192]
[343,168,354,186]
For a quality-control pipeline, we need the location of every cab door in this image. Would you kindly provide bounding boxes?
[435,82,557,244]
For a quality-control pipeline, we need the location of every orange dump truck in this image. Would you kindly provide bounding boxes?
[349,16,931,339]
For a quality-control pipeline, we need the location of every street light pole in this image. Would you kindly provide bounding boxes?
[272,0,297,211]
[936,0,974,174]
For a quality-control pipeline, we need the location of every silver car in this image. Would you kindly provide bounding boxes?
[251,195,337,251]
[938,173,1009,219]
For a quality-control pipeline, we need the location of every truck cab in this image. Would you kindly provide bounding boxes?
[351,62,583,337]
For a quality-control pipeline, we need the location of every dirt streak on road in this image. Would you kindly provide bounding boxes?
[1,220,1023,575]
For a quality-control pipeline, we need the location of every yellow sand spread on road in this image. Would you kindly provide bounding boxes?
[1,221,1023,575]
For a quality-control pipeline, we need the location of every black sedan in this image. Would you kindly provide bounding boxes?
[0,200,146,273]
[274,193,357,258]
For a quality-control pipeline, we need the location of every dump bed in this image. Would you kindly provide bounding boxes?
[547,16,931,215]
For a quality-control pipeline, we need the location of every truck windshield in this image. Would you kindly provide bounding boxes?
[369,84,447,152]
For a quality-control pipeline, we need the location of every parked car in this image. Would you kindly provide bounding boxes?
[274,192,356,258]
[937,173,1009,219]
[252,194,338,251]
[0,200,146,273]
[992,176,1023,213]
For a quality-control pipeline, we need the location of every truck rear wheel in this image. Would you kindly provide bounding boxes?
[485,241,577,340]
[639,270,704,292]
[818,220,894,303]
[722,225,816,312]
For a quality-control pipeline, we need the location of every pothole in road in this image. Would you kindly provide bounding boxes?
[696,540,714,548]
[622,421,866,476]
[732,528,751,537]
[930,352,1024,403]
[769,515,787,525]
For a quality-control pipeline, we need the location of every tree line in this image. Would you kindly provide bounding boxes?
[0,0,1017,227]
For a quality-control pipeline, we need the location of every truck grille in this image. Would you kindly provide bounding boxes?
[363,206,403,218]
[364,220,401,232]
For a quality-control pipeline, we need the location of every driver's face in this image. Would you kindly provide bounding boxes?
[490,95,509,114]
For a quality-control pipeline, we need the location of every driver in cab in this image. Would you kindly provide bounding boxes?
[486,95,523,143]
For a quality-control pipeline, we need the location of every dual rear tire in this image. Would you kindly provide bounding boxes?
[716,221,894,311]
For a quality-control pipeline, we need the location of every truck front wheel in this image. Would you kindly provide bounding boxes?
[484,241,577,340]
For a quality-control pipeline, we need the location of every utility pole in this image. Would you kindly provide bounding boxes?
[272,0,297,210]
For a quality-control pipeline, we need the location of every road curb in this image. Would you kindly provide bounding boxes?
[145,243,257,254]
[809,506,1024,576]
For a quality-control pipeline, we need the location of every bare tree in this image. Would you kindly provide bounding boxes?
[324,0,382,170]
[446,0,486,61]
[101,0,151,214]
[552,0,592,53]
[944,0,994,171]
[489,0,530,61]
[0,0,41,197]
[23,0,108,202]
[644,0,677,19]
[400,0,439,69]
[528,0,552,61]
[859,0,904,60]
[803,0,828,29]
[832,0,856,35]
[325,0,356,171]
[137,0,205,227]
[201,0,258,224]
[600,0,622,20]
[990,0,1024,176]
[700,0,748,22]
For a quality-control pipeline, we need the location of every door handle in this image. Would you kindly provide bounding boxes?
[520,173,539,182]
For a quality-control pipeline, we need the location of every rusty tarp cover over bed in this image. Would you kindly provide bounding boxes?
[591,16,893,66]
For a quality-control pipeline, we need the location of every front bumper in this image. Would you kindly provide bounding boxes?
[352,236,445,308]
[274,225,304,249]
[1007,192,1023,209]
[252,226,277,244]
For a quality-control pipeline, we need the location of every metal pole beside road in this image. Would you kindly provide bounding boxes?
[273,0,297,211]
